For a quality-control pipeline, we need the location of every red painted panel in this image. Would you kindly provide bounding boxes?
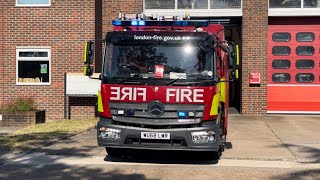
[267,86,320,111]
[268,25,320,112]
[268,25,320,85]
[99,84,217,120]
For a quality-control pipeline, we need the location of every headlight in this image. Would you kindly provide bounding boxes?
[99,127,121,139]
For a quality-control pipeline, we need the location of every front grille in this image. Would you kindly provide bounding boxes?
[125,137,187,147]
[113,116,201,126]
[109,102,204,126]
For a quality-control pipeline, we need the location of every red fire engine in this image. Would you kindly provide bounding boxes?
[84,13,238,159]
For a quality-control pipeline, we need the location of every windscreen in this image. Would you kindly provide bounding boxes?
[103,43,213,81]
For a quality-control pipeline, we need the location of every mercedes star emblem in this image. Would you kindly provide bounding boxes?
[148,101,164,117]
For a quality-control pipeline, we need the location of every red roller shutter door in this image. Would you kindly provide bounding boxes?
[268,25,320,114]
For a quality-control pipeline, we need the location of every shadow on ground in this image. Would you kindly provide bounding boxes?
[271,143,320,163]
[0,130,222,179]
[1,165,148,179]
[271,169,320,180]
[0,132,147,179]
[104,149,220,165]
[0,131,72,162]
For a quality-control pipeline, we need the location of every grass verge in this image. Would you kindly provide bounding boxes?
[0,119,97,152]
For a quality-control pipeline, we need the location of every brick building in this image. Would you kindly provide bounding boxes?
[1,0,320,120]
[0,0,98,119]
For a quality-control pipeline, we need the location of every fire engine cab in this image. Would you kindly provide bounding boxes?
[84,13,238,159]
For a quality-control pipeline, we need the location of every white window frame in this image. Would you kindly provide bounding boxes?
[269,0,320,16]
[16,47,51,86]
[16,0,51,7]
[143,0,242,17]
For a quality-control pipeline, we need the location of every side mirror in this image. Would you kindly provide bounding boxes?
[84,66,94,76]
[227,42,235,68]
[227,42,238,80]
[83,41,94,76]
[84,41,94,65]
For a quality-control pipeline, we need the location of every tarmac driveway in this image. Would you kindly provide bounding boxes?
[262,115,320,163]
[28,114,320,164]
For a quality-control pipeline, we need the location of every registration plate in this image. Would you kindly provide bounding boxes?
[141,132,170,140]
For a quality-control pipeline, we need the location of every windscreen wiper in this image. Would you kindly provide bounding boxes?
[170,79,214,86]
[117,77,131,84]
[166,77,181,86]
[115,74,142,84]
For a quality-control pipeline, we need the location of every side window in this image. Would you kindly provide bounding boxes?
[296,32,315,42]
[272,60,291,69]
[272,73,291,83]
[272,33,291,42]
[296,60,314,69]
[16,48,51,85]
[272,46,291,56]
[296,46,315,56]
[296,73,314,83]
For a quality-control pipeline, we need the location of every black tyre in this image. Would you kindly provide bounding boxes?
[105,147,124,157]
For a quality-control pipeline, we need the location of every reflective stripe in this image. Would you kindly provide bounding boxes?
[98,91,104,112]
[210,93,219,116]
[236,69,239,79]
[236,45,239,79]
[236,45,240,66]
[83,66,87,76]
[84,42,88,63]
[220,78,226,103]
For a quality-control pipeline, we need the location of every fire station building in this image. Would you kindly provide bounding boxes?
[1,0,320,120]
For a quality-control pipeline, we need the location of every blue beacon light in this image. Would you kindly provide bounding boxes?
[178,111,187,118]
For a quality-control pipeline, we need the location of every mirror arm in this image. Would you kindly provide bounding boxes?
[221,79,234,82]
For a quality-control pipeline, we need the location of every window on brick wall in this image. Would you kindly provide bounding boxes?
[178,0,208,9]
[16,48,51,85]
[269,0,301,8]
[16,0,50,7]
[211,0,241,9]
[269,0,320,8]
[304,0,320,7]
[145,0,175,9]
[144,0,242,9]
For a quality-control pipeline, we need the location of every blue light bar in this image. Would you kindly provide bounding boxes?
[178,111,187,118]
[112,20,122,26]
[138,20,146,26]
[131,20,138,26]
[112,20,209,27]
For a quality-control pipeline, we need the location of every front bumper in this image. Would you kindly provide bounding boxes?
[97,117,221,151]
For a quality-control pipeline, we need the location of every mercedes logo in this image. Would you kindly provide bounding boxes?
[148,101,164,117]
